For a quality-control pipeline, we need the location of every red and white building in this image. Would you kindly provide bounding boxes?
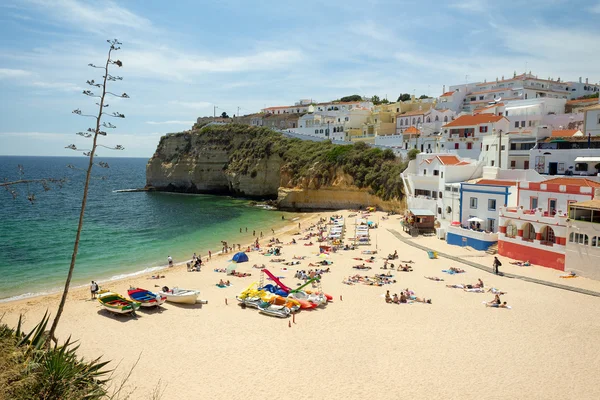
[439,114,510,159]
[498,177,600,270]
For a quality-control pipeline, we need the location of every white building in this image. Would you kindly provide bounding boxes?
[566,198,600,279]
[584,103,600,137]
[402,154,482,228]
[497,177,600,270]
[288,108,371,141]
[441,114,510,159]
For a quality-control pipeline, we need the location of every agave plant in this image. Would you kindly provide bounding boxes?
[1,313,111,400]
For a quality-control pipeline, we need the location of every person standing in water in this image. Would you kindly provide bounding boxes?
[168,255,173,267]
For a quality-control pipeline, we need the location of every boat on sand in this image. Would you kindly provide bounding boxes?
[127,287,166,307]
[98,290,141,314]
[159,287,200,305]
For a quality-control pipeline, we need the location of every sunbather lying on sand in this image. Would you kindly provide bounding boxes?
[401,260,414,264]
[560,271,577,278]
[283,260,300,266]
[217,279,231,287]
[303,242,314,246]
[214,268,227,273]
[464,287,485,293]
[510,260,531,266]
[398,264,413,272]
[269,258,285,263]
[425,276,444,281]
[408,294,432,304]
[150,275,165,279]
[229,271,251,277]
[292,255,306,260]
[446,284,465,289]
[450,267,465,273]
[486,301,510,308]
[252,264,266,269]
[353,264,371,270]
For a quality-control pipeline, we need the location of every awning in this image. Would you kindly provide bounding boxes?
[504,104,538,111]
[574,157,600,162]
[409,208,435,216]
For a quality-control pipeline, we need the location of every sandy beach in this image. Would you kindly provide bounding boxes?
[1,210,600,400]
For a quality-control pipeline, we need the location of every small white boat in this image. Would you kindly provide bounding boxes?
[159,287,200,304]
[257,301,291,318]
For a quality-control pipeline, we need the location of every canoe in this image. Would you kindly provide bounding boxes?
[98,290,140,314]
[236,296,262,308]
[127,287,166,307]
[159,287,200,304]
[289,291,326,307]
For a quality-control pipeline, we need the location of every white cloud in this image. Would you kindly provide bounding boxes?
[0,68,32,78]
[125,48,304,81]
[450,0,489,12]
[25,0,152,32]
[146,120,195,125]
[30,80,83,92]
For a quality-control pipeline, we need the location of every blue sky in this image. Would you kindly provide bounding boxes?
[1,0,599,157]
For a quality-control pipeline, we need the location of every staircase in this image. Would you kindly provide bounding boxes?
[485,243,498,255]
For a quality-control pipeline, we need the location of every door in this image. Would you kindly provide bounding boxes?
[549,199,557,215]
[488,219,496,232]
[524,160,530,169]
[549,162,558,175]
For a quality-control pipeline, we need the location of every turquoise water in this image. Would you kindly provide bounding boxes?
[0,156,295,301]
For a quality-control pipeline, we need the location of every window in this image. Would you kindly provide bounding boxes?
[345,117,349,121]
[315,129,318,134]
[501,145,505,150]
[520,121,526,128]
[423,169,427,175]
[400,119,404,126]
[439,192,443,199]
[441,172,444,178]
[445,185,452,192]
[491,160,495,166]
[514,121,519,128]
[435,116,439,122]
[530,197,538,209]
[455,143,459,149]
[592,237,600,247]
[470,197,477,209]
[480,126,488,133]
[444,116,448,122]
[412,118,416,124]
[488,219,496,232]
[433,170,439,176]
[510,160,516,168]
[528,120,533,127]
[569,233,589,245]
[522,223,536,241]
[488,199,497,210]
[485,145,489,151]
[598,115,600,124]
[479,96,484,100]
[470,97,476,101]
[524,160,530,169]
[467,142,473,150]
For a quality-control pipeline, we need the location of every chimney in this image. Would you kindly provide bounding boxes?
[496,77,499,83]
[501,75,504,80]
[443,85,446,93]
[586,78,589,84]
[579,77,582,83]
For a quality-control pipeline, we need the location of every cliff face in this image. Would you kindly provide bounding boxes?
[146,131,282,198]
[146,125,405,211]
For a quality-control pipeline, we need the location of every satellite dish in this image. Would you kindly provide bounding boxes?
[496,97,502,102]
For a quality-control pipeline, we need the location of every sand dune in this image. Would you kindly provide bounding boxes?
[1,210,599,399]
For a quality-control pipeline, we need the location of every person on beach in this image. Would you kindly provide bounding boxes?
[486,301,509,308]
[90,281,98,299]
[253,230,256,236]
[240,228,242,233]
[385,290,392,303]
[167,255,173,267]
[493,256,502,275]
[208,250,212,259]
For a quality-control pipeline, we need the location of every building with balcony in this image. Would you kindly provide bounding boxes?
[531,136,600,175]
[402,154,481,229]
[497,178,599,270]
[566,198,600,279]
[440,114,509,159]
[584,103,600,137]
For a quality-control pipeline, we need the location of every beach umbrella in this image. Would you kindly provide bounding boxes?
[318,253,329,259]
[467,217,484,223]
[232,252,249,263]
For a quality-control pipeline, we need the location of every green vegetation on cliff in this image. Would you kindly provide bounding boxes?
[165,124,408,201]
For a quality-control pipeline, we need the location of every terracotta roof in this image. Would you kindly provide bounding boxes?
[476,179,517,186]
[551,129,581,137]
[440,91,456,97]
[404,126,421,134]
[399,109,426,117]
[443,114,505,127]
[542,178,600,188]
[437,155,464,165]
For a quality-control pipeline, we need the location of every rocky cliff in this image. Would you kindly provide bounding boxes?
[146,124,406,211]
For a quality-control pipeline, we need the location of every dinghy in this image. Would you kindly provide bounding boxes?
[159,287,200,304]
[127,287,166,307]
[98,290,141,314]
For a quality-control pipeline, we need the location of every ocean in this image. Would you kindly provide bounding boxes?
[0,156,296,301]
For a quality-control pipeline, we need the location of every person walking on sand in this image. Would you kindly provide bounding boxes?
[208,250,212,259]
[168,255,173,267]
[493,256,502,275]
[90,281,98,299]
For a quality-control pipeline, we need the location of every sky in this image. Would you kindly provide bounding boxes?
[1,0,600,158]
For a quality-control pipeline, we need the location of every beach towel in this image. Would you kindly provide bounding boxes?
[442,270,456,275]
